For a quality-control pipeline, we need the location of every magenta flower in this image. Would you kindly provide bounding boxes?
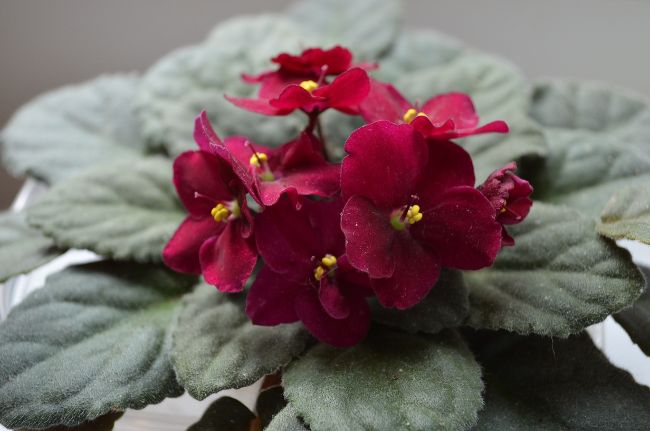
[478,162,533,246]
[246,197,372,348]
[340,121,503,309]
[162,147,257,293]
[194,111,340,208]
[359,79,509,140]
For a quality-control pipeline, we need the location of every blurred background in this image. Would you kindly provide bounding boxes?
[2,0,649,208]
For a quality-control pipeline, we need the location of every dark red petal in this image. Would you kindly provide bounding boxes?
[244,71,305,99]
[173,150,235,216]
[412,186,502,270]
[194,111,224,153]
[410,116,456,138]
[199,221,257,292]
[500,227,515,247]
[314,67,370,114]
[225,95,288,115]
[415,140,475,207]
[336,255,373,297]
[359,79,412,123]
[370,234,441,310]
[295,288,370,348]
[222,136,269,169]
[273,46,353,75]
[319,277,351,319]
[421,93,479,129]
[454,120,509,138]
[246,266,301,325]
[342,121,427,209]
[257,164,341,207]
[341,195,396,279]
[500,196,533,225]
[270,85,323,113]
[162,216,224,274]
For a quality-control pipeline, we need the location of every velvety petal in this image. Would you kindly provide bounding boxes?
[415,140,476,207]
[454,120,509,138]
[314,67,370,114]
[305,198,346,257]
[257,164,341,207]
[341,195,396,279]
[370,234,441,310]
[336,255,373,297]
[359,79,412,123]
[342,121,427,209]
[270,85,324,113]
[243,71,304,99]
[501,227,515,247]
[162,216,224,274]
[199,220,257,292]
[225,95,288,115]
[194,110,224,153]
[319,277,351,319]
[295,288,370,348]
[246,265,302,325]
[255,196,324,274]
[412,186,502,270]
[273,46,353,75]
[501,196,533,225]
[222,135,268,169]
[173,150,236,216]
[421,93,480,129]
[274,131,325,171]
[410,116,456,138]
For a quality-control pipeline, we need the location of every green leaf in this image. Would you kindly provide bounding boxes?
[27,156,184,262]
[1,75,146,184]
[614,266,650,356]
[0,211,59,282]
[22,412,124,431]
[466,202,644,336]
[470,331,650,430]
[0,261,192,429]
[171,285,309,400]
[186,397,255,431]
[284,328,483,431]
[370,269,468,334]
[528,80,650,217]
[597,184,650,244]
[265,405,308,431]
[378,30,547,182]
[136,15,312,157]
[287,0,401,61]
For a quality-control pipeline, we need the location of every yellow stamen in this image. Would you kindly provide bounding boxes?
[249,152,268,168]
[299,80,318,93]
[402,108,427,124]
[314,265,326,281]
[406,204,423,225]
[321,254,337,268]
[500,206,507,214]
[210,203,230,223]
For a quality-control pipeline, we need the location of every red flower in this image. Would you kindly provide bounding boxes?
[478,162,533,246]
[162,118,259,292]
[194,111,340,208]
[359,79,509,140]
[340,121,502,309]
[246,197,372,348]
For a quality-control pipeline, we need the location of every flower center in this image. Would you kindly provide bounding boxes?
[299,80,319,93]
[314,254,337,281]
[248,151,275,182]
[390,204,423,231]
[402,108,427,124]
[210,200,240,223]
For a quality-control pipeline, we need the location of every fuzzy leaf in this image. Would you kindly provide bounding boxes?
[288,0,401,60]
[466,202,644,336]
[265,405,308,431]
[1,75,146,184]
[0,262,192,429]
[597,184,650,244]
[187,397,255,431]
[171,285,309,400]
[528,80,650,217]
[371,269,468,334]
[614,266,650,356]
[136,15,311,157]
[27,156,184,262]
[380,30,547,181]
[0,211,59,282]
[284,328,483,431]
[22,412,124,431]
[470,331,650,430]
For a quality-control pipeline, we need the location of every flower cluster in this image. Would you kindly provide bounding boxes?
[163,46,533,347]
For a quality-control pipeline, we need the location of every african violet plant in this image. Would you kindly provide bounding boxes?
[2,0,650,430]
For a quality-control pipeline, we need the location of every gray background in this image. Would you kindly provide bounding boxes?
[1,0,649,208]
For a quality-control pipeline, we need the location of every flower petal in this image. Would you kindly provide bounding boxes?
[162,216,223,274]
[194,111,224,153]
[412,186,502,270]
[225,95,288,115]
[295,288,370,348]
[342,121,427,209]
[359,79,412,123]
[199,220,257,292]
[314,67,370,114]
[370,234,441,309]
[319,277,351,319]
[421,93,480,129]
[246,265,302,325]
[270,85,323,113]
[341,195,396,279]
[257,164,341,207]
